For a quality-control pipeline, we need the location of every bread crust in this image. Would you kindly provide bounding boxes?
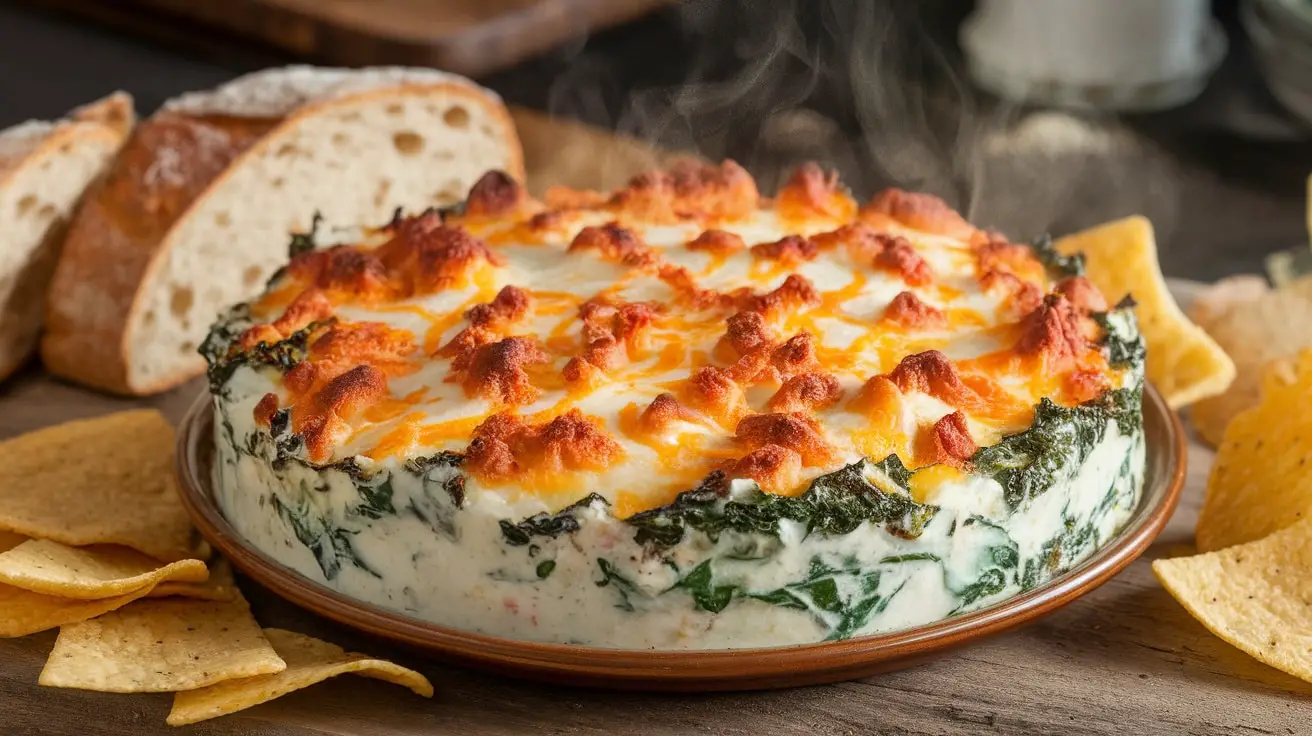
[41,78,524,396]
[0,95,132,383]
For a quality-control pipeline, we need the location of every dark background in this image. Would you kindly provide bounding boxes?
[1,0,1309,280]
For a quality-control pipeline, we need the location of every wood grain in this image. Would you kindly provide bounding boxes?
[24,0,675,77]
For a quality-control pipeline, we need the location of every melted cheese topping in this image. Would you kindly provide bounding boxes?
[231,161,1122,515]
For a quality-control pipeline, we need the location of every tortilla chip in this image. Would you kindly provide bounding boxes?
[1196,350,1312,552]
[38,590,285,692]
[168,628,433,726]
[1187,274,1272,326]
[0,539,207,599]
[1189,275,1312,446]
[147,557,236,602]
[0,410,197,562]
[0,581,156,638]
[1055,215,1235,408]
[0,531,25,553]
[1154,518,1312,683]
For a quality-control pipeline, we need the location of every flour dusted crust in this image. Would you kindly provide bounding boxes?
[203,161,1148,648]
[163,65,500,119]
[41,66,524,396]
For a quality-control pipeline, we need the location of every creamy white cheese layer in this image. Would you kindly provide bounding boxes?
[213,366,1145,649]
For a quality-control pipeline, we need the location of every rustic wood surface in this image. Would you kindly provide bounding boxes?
[21,0,674,77]
[0,109,1307,731]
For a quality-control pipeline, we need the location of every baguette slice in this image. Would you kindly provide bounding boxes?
[42,66,524,396]
[0,92,134,383]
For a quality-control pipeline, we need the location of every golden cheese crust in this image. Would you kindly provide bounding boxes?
[228,161,1121,512]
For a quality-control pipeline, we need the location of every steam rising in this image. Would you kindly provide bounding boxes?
[545,0,1178,244]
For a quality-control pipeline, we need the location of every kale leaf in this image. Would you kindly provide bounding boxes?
[626,458,939,551]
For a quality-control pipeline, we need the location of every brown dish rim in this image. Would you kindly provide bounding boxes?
[174,384,1185,691]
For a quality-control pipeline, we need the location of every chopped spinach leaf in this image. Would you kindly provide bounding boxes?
[971,387,1142,509]
[354,477,396,520]
[331,458,398,520]
[269,408,291,437]
[287,211,324,258]
[991,544,1020,569]
[880,553,941,564]
[1094,306,1147,369]
[406,452,466,507]
[748,588,810,611]
[272,434,304,468]
[536,560,557,579]
[868,453,913,490]
[627,460,938,551]
[953,568,1008,609]
[500,493,609,546]
[1029,233,1085,278]
[203,318,334,393]
[402,452,466,541]
[674,561,738,613]
[272,494,379,580]
[1020,516,1093,592]
[594,558,640,612]
[746,556,901,641]
[197,305,251,394]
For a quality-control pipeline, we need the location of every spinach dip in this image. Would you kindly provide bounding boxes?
[203,162,1146,649]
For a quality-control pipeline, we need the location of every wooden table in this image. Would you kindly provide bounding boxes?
[1,101,1308,736]
[2,367,1310,735]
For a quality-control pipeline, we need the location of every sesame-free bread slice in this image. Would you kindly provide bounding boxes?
[0,92,134,383]
[42,66,524,396]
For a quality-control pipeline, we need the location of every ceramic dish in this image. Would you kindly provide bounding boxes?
[1244,0,1312,127]
[174,384,1184,691]
[960,4,1227,112]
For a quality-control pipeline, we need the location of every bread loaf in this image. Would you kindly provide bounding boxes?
[42,66,524,396]
[0,92,134,383]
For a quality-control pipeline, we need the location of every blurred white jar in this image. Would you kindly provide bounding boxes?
[961,0,1227,110]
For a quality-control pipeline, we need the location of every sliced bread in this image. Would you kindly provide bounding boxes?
[42,66,524,396]
[0,92,134,383]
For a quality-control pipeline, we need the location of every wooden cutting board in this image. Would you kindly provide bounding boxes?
[20,0,674,76]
